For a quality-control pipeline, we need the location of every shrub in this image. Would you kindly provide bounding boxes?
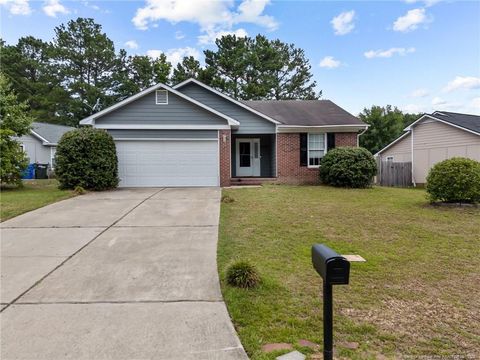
[319,147,377,188]
[426,157,480,203]
[226,260,260,288]
[55,127,118,190]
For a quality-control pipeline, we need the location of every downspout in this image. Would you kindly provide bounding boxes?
[411,128,416,187]
[357,128,368,147]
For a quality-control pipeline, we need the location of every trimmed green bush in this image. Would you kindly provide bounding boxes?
[55,127,118,190]
[319,147,377,188]
[426,157,480,203]
[226,260,260,288]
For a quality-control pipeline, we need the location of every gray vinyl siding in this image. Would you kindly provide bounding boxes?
[95,90,227,126]
[178,83,276,134]
[107,130,218,139]
[17,134,52,165]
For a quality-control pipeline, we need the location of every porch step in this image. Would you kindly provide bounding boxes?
[231,177,277,186]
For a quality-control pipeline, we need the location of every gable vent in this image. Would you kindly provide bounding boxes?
[155,89,168,105]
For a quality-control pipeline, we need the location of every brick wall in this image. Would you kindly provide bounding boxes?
[335,132,357,147]
[276,132,359,184]
[219,129,231,187]
[277,133,319,184]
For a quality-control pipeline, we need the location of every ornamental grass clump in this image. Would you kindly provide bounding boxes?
[226,260,260,289]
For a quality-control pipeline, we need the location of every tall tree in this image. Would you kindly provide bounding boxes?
[1,37,69,124]
[115,51,172,99]
[204,35,251,99]
[359,105,419,154]
[0,74,33,185]
[52,18,118,123]
[204,34,320,100]
[249,35,319,100]
[171,56,202,85]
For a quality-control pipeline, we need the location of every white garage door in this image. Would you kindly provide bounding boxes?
[115,140,219,187]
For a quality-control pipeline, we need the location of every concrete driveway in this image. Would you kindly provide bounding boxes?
[1,188,248,359]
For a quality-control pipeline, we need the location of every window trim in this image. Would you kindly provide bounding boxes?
[155,89,168,105]
[307,133,327,168]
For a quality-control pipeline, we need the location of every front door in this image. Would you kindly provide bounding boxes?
[236,138,261,177]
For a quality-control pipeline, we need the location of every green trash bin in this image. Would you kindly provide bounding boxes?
[34,163,48,179]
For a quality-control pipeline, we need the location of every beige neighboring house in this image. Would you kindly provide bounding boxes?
[376,111,480,185]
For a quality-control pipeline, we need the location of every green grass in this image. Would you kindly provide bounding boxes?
[218,185,480,359]
[0,179,74,221]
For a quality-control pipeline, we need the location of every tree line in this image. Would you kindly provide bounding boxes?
[1,17,319,127]
[1,17,419,156]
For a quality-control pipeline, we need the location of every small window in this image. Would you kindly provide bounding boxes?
[155,90,168,105]
[308,133,326,168]
[386,156,394,162]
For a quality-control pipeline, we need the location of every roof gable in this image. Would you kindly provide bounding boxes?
[79,83,239,126]
[173,78,280,125]
[405,112,480,136]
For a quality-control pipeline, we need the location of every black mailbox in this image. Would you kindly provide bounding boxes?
[312,244,350,285]
[312,244,351,360]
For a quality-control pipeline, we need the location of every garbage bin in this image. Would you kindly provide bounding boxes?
[22,164,35,179]
[34,163,49,179]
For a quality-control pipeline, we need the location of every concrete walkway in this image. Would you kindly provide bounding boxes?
[1,188,248,359]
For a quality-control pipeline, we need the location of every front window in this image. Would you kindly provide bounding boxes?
[308,133,325,167]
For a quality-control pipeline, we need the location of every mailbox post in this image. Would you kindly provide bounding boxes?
[312,244,350,360]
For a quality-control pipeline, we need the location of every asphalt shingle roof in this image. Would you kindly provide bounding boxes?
[241,100,364,126]
[31,122,75,144]
[431,111,480,134]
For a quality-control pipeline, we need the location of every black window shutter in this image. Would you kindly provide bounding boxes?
[327,133,335,151]
[300,133,308,166]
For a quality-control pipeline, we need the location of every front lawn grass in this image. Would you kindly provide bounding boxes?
[0,179,74,221]
[218,185,480,359]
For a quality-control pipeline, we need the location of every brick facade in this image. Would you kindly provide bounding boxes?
[221,131,359,186]
[276,133,320,184]
[335,132,358,147]
[276,132,359,185]
[219,129,231,187]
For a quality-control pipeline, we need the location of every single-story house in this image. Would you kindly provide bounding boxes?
[18,122,75,169]
[80,78,368,187]
[376,111,480,185]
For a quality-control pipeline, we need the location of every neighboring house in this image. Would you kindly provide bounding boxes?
[80,78,367,187]
[18,122,75,169]
[376,111,480,185]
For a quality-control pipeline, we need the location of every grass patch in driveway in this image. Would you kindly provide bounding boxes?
[218,185,480,359]
[1,179,74,221]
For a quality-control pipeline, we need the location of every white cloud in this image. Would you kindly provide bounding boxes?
[132,0,277,45]
[147,47,200,66]
[198,28,248,45]
[393,8,430,32]
[364,47,415,59]
[319,56,341,69]
[403,103,428,113]
[0,0,31,15]
[175,31,185,40]
[405,0,441,7]
[443,76,480,92]
[432,97,446,105]
[43,0,69,17]
[234,0,278,31]
[410,88,429,98]
[471,97,480,109]
[124,40,139,50]
[331,10,355,35]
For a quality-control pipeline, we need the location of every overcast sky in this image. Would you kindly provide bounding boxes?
[1,0,479,115]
